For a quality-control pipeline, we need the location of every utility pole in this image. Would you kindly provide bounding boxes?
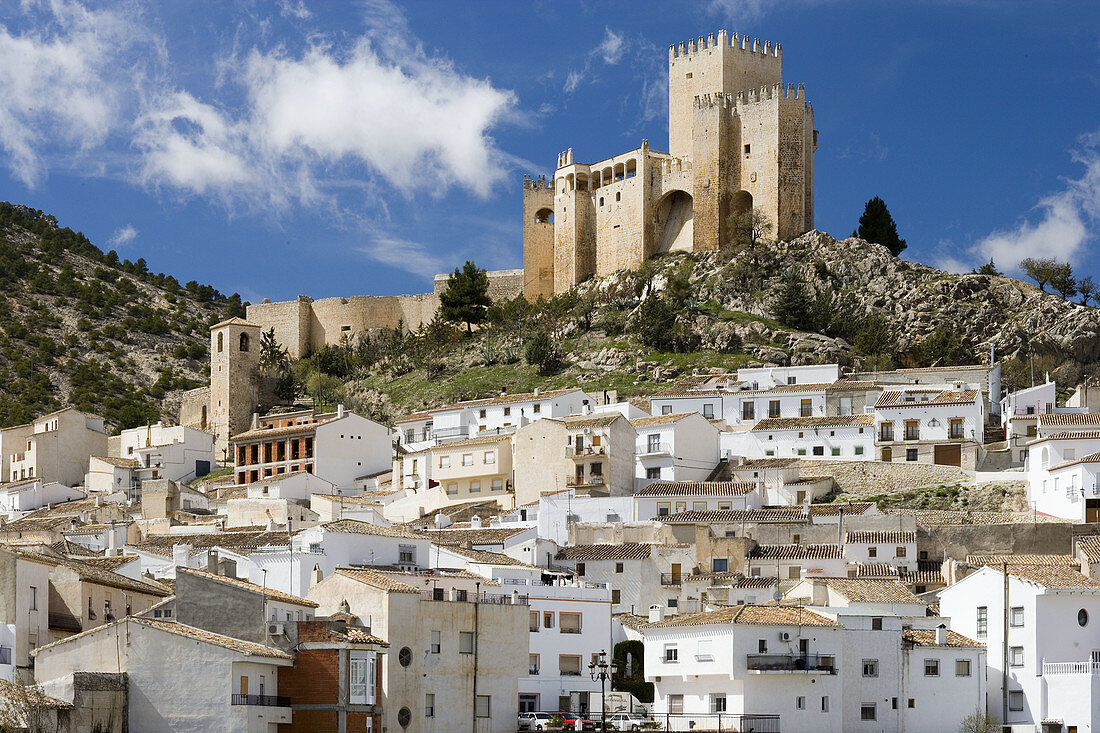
[1002,563,1009,726]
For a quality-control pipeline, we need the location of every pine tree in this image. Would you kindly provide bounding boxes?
[855,197,907,256]
[772,270,813,330]
[440,260,492,333]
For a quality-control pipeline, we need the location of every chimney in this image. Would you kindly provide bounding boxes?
[70,518,78,531]
[337,404,345,419]
[935,623,947,645]
[207,549,219,575]
[311,564,324,587]
[648,604,664,623]
[172,543,191,569]
[108,519,118,556]
[251,413,259,430]
[533,388,540,397]
[95,495,102,508]
[470,515,482,529]
[433,512,448,529]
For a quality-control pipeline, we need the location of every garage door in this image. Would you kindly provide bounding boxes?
[934,444,961,467]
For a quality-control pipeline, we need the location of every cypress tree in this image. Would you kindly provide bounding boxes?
[855,197,907,256]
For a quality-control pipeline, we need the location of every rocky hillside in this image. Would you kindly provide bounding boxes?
[0,203,244,431]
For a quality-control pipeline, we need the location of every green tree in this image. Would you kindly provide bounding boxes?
[1020,257,1058,291]
[612,640,653,704]
[524,330,561,375]
[922,325,969,366]
[958,709,1000,733]
[633,297,678,351]
[855,196,907,256]
[1050,262,1077,300]
[1079,275,1095,306]
[439,260,492,333]
[258,327,289,376]
[771,270,813,330]
[974,259,1002,276]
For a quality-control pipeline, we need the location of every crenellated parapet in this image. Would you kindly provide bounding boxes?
[693,83,811,111]
[669,29,781,60]
[523,174,551,191]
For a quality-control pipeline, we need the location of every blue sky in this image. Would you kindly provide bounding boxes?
[1,0,1098,303]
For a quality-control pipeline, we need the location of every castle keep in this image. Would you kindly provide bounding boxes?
[523,30,817,299]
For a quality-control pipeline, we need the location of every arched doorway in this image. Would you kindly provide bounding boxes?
[730,190,754,245]
[654,190,694,254]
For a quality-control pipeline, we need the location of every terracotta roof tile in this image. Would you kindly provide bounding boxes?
[845,531,916,544]
[179,567,319,607]
[1038,414,1100,427]
[967,554,1077,568]
[887,509,1067,526]
[1005,565,1100,589]
[819,578,923,604]
[635,481,756,497]
[395,389,581,423]
[128,529,292,558]
[645,604,839,628]
[751,415,874,431]
[748,544,843,560]
[320,519,423,539]
[334,567,421,593]
[629,412,695,427]
[661,508,806,523]
[556,543,655,561]
[902,629,984,648]
[92,456,140,468]
[421,526,527,545]
[1076,536,1100,563]
[876,389,978,408]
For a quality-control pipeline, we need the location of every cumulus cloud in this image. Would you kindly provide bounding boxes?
[108,224,138,247]
[972,130,1100,272]
[357,236,443,279]
[0,0,153,187]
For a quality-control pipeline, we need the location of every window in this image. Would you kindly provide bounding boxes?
[425,693,435,717]
[576,563,586,576]
[662,405,673,415]
[669,695,684,714]
[560,612,581,634]
[503,407,511,416]
[744,144,751,156]
[831,447,840,456]
[462,453,473,466]
[615,562,624,573]
[906,448,918,462]
[758,639,767,653]
[559,655,582,676]
[475,695,491,718]
[976,607,987,638]
[1009,646,1024,667]
[769,400,781,418]
[812,446,824,456]
[800,399,812,417]
[491,479,503,492]
[447,483,458,495]
[896,546,907,558]
[611,589,620,604]
[908,699,915,708]
[1010,606,1024,627]
[529,611,539,632]
[863,659,879,677]
[860,703,876,721]
[924,659,939,676]
[795,696,806,710]
[484,451,495,464]
[217,332,224,352]
[950,418,964,439]
[880,422,893,441]
[469,480,481,493]
[711,694,727,713]
[664,645,678,663]
[350,656,370,703]
[439,456,450,468]
[239,333,250,352]
[1008,691,1023,712]
[821,696,829,712]
[544,612,554,629]
[955,659,971,676]
[29,586,37,611]
[430,630,440,654]
[855,445,865,455]
[646,467,661,479]
[868,546,878,558]
[713,558,728,572]
[871,617,883,630]
[533,403,541,414]
[529,654,540,674]
[479,409,486,419]
[703,403,714,419]
[905,420,920,440]
[1079,608,1090,627]
[399,545,416,564]
[656,502,671,516]
[742,402,755,420]
[459,632,476,654]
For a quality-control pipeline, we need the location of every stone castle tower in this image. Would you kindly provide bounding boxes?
[208,317,261,458]
[523,30,817,300]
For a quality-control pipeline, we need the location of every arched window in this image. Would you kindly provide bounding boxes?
[1041,447,1050,469]
[625,159,637,178]
[217,332,223,352]
[535,208,554,224]
[239,333,250,352]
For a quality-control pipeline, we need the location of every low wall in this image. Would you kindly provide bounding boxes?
[800,460,972,496]
[922,523,1100,560]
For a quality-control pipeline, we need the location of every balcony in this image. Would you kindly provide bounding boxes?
[231,694,291,707]
[746,653,836,674]
[640,442,673,457]
[567,475,605,488]
[567,445,606,458]
[560,627,582,635]
[1043,661,1100,676]
[660,573,682,586]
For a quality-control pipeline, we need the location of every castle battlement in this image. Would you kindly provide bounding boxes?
[669,30,781,60]
[693,83,810,110]
[660,157,692,175]
[523,174,550,191]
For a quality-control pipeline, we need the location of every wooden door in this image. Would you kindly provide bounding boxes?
[671,563,681,582]
[934,444,961,467]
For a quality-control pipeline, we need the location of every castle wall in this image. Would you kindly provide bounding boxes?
[522,177,556,301]
[668,31,782,159]
[247,297,311,359]
[593,148,648,276]
[178,387,210,432]
[553,150,597,292]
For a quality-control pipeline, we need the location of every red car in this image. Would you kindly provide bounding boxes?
[559,713,597,731]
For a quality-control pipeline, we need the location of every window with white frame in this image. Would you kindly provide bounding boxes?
[664,644,678,663]
[863,659,879,677]
[711,694,726,713]
[462,453,473,466]
[1010,606,1024,627]
[696,639,714,662]
[795,696,805,710]
[976,607,987,638]
[860,703,876,721]
[439,455,450,468]
[475,695,491,718]
[484,451,495,464]
[398,545,416,564]
[1008,691,1023,711]
[425,693,435,717]
[430,630,440,654]
[349,655,370,704]
[460,632,476,654]
[924,659,939,676]
[955,659,971,676]
[1009,646,1024,667]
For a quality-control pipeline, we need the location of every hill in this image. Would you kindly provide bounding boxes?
[0,203,245,431]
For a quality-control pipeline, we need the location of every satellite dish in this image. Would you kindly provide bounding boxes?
[772,589,783,602]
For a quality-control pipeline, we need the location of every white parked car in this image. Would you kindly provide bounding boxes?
[518,711,556,730]
[606,712,651,731]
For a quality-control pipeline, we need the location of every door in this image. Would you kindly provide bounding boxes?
[239,676,248,696]
[934,444,962,467]
[1087,500,1100,524]
[671,563,681,582]
[882,447,892,462]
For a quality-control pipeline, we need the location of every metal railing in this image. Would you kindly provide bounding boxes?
[567,476,605,487]
[656,712,780,732]
[568,445,606,458]
[420,590,529,605]
[746,653,836,673]
[640,442,673,455]
[231,694,291,707]
[660,573,682,586]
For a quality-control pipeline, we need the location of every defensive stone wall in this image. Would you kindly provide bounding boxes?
[800,459,972,496]
[924,523,1100,561]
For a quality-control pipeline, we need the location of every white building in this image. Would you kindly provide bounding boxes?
[0,546,52,683]
[633,481,759,521]
[117,422,219,484]
[651,382,832,428]
[1025,429,1100,522]
[0,480,84,518]
[33,617,294,732]
[873,387,984,468]
[638,603,985,732]
[939,564,1100,732]
[745,544,847,581]
[630,412,720,485]
[555,543,696,615]
[7,408,108,487]
[739,415,875,460]
[842,531,918,574]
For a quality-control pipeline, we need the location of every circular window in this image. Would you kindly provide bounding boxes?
[1079,609,1089,627]
[398,647,412,667]
[398,707,412,728]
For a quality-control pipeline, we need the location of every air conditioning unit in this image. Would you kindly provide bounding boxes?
[583,428,591,434]
[778,631,791,642]
[268,623,285,637]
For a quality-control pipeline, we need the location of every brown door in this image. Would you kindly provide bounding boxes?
[671,563,681,582]
[882,447,892,462]
[1086,499,1100,523]
[934,444,962,467]
[239,676,248,696]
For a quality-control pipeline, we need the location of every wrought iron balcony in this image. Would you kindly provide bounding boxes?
[660,573,682,586]
[231,694,291,707]
[746,653,836,673]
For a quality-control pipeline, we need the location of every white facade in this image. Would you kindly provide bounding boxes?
[651,384,831,429]
[1026,432,1100,522]
[939,565,1100,732]
[0,548,51,683]
[0,480,84,518]
[632,483,759,521]
[535,491,635,545]
[119,422,219,483]
[631,413,721,485]
[8,408,108,487]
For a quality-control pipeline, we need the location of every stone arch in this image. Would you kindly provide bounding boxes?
[566,173,575,191]
[602,166,613,184]
[1041,446,1050,469]
[239,333,250,352]
[613,163,625,181]
[730,189,754,243]
[625,159,637,178]
[576,172,589,192]
[535,208,554,224]
[653,189,694,255]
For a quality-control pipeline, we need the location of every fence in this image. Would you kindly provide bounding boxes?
[655,713,780,732]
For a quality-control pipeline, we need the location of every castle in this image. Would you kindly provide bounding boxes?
[522,30,817,299]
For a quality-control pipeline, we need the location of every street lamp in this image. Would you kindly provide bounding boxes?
[588,649,618,732]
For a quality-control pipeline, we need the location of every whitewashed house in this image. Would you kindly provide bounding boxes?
[0,480,84,519]
[1025,430,1100,522]
[842,531,918,573]
[633,481,759,520]
[630,412,720,485]
[555,543,696,615]
[873,387,984,468]
[745,415,875,460]
[117,422,219,484]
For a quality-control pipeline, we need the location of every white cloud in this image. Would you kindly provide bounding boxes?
[972,130,1100,272]
[564,70,583,94]
[358,236,443,279]
[707,0,832,23]
[277,0,311,20]
[597,27,625,65]
[0,0,152,187]
[108,224,138,247]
